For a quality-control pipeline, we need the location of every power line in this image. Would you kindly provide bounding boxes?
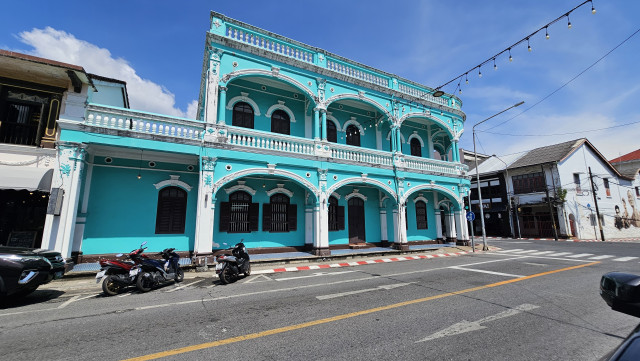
[480,26,640,132]
[482,119,640,137]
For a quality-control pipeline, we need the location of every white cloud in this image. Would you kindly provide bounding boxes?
[17,27,196,119]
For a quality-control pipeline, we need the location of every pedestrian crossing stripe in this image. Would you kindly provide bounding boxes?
[497,249,638,263]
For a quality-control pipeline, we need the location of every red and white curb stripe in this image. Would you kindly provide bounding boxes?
[252,251,471,275]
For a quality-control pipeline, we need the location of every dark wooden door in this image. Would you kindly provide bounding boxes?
[348,198,366,243]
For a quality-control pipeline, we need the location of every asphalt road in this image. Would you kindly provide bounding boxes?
[1,240,639,361]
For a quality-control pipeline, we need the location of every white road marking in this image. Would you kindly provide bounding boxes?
[243,275,273,283]
[448,266,524,278]
[316,283,414,300]
[496,249,524,253]
[276,271,355,281]
[566,253,594,258]
[613,257,639,262]
[588,255,614,260]
[510,250,538,254]
[57,294,96,308]
[529,251,554,256]
[523,262,548,266]
[166,280,204,293]
[545,252,572,257]
[416,304,539,342]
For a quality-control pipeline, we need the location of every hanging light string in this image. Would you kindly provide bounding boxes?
[433,0,597,96]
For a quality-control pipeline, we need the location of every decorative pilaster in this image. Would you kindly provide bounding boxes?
[41,143,87,259]
[217,86,227,125]
[204,49,221,124]
[313,169,330,256]
[305,205,314,251]
[194,156,217,255]
[435,210,443,242]
[320,109,327,141]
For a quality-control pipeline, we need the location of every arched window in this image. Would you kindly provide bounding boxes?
[155,186,187,234]
[410,138,422,157]
[346,124,360,147]
[327,121,337,143]
[219,191,259,233]
[263,193,297,232]
[328,196,345,231]
[271,109,290,135]
[232,102,254,129]
[415,200,428,229]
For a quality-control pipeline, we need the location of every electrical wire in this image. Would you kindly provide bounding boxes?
[480,26,640,133]
[481,119,640,136]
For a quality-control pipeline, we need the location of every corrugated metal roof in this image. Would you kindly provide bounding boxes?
[468,152,525,175]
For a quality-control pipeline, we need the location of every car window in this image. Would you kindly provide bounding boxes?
[618,337,640,361]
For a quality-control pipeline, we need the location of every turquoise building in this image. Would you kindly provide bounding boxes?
[42,12,471,262]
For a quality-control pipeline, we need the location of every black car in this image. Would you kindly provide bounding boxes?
[600,272,640,360]
[0,246,68,298]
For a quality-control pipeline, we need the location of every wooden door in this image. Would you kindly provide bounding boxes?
[348,198,366,243]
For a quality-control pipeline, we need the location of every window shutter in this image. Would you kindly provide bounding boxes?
[337,206,345,230]
[219,202,231,232]
[288,204,297,231]
[262,203,272,231]
[249,203,259,231]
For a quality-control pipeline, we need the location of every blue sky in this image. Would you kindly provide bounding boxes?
[2,0,639,160]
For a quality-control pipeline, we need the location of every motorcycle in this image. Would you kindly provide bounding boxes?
[215,242,251,284]
[135,247,184,292]
[95,242,146,296]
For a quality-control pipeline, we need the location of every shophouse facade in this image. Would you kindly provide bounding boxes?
[42,12,471,263]
[470,139,640,240]
[0,50,128,249]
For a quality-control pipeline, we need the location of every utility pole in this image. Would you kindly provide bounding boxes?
[541,164,559,241]
[589,166,606,242]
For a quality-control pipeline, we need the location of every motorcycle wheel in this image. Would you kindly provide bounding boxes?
[136,272,154,292]
[244,263,251,277]
[102,275,121,296]
[174,267,184,282]
[219,266,238,284]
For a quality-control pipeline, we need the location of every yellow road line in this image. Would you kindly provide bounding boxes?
[123,261,600,361]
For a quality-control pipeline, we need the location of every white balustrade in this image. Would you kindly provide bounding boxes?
[226,25,313,64]
[326,59,388,88]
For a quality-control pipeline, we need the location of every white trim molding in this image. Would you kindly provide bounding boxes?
[225,92,262,116]
[342,117,364,136]
[327,177,397,201]
[386,130,406,143]
[221,69,317,107]
[266,100,296,123]
[154,175,192,192]
[224,180,257,196]
[326,113,341,130]
[412,193,429,204]
[266,183,294,198]
[330,192,341,199]
[345,188,367,202]
[407,131,425,148]
[324,93,393,120]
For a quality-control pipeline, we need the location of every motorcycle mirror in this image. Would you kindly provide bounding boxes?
[115,253,124,257]
[141,241,148,246]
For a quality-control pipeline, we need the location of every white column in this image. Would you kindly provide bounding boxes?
[427,125,434,159]
[435,210,443,240]
[454,211,462,243]
[305,205,314,247]
[204,52,221,124]
[313,198,329,256]
[393,204,408,249]
[447,212,456,241]
[194,157,216,254]
[41,144,86,259]
[392,209,399,243]
[379,209,388,242]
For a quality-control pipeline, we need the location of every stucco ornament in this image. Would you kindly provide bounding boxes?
[60,163,71,176]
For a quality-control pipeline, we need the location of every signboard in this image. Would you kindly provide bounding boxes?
[6,231,37,248]
[466,211,476,222]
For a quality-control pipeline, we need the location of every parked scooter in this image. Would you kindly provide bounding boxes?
[95,242,146,296]
[135,248,184,292]
[215,242,251,284]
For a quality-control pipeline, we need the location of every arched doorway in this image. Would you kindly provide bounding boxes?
[348,198,366,244]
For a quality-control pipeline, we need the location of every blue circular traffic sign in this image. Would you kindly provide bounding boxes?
[466,211,475,222]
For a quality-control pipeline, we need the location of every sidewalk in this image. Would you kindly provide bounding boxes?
[59,243,490,281]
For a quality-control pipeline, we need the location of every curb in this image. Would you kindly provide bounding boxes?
[485,237,640,243]
[252,251,473,275]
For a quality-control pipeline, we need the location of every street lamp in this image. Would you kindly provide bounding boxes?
[473,101,524,251]
[493,154,515,238]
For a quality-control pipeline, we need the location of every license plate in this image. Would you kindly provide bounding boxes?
[215,263,223,271]
[129,268,140,276]
[95,270,106,283]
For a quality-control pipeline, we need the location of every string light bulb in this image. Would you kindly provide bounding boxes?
[545,27,550,39]
[591,1,596,14]
[527,38,532,52]
[478,66,482,78]
[508,48,513,62]
[465,73,469,84]
[493,58,497,70]
[567,14,572,28]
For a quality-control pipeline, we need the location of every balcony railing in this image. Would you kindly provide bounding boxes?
[82,105,466,177]
[212,12,463,112]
